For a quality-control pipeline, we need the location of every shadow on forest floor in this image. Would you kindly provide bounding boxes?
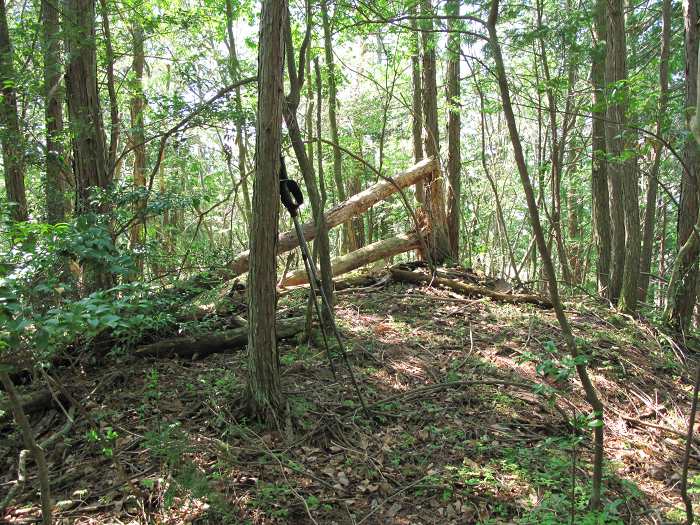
[1,272,697,524]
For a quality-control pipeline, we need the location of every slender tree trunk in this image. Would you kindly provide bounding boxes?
[246,0,286,424]
[445,0,461,260]
[487,1,604,509]
[225,0,252,229]
[321,0,355,252]
[98,0,118,180]
[476,83,520,282]
[658,196,667,306]
[129,20,146,275]
[639,0,671,302]
[411,5,424,204]
[536,1,571,283]
[420,0,450,264]
[315,57,325,205]
[283,2,334,316]
[42,0,66,223]
[591,0,610,295]
[667,0,700,331]
[0,0,27,222]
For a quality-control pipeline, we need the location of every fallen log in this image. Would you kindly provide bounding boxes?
[389,268,553,308]
[280,232,422,286]
[133,317,304,359]
[227,158,437,277]
[0,390,70,424]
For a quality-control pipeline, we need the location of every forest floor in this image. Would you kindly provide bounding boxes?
[1,265,699,524]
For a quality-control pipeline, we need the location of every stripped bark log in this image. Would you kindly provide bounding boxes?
[281,232,422,286]
[133,317,304,359]
[389,268,553,308]
[226,158,437,277]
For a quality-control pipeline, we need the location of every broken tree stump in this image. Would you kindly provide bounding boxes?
[133,317,305,359]
[389,268,553,308]
[226,158,437,278]
[280,232,423,286]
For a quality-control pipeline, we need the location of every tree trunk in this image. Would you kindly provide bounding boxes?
[65,0,108,215]
[321,0,355,252]
[667,0,700,331]
[536,1,571,283]
[410,5,424,204]
[487,1,605,509]
[65,0,112,291]
[605,0,632,306]
[390,267,553,308]
[282,232,423,286]
[98,0,119,180]
[129,20,146,275]
[246,0,286,424]
[136,317,304,359]
[590,0,610,295]
[639,0,670,302]
[0,0,27,222]
[282,3,334,319]
[42,0,66,223]
[476,82,520,282]
[445,0,461,260]
[420,0,450,263]
[225,0,252,229]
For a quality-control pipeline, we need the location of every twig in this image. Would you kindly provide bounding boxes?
[356,475,429,524]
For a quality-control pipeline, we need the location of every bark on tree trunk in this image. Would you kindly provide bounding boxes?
[65,0,108,214]
[639,0,670,302]
[605,0,631,306]
[590,0,611,295]
[667,0,700,331]
[246,0,286,424]
[227,158,437,277]
[42,0,66,223]
[129,20,146,275]
[420,0,450,264]
[0,0,28,222]
[65,0,112,291]
[445,0,461,260]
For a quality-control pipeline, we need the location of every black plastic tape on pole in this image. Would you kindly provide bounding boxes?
[279,156,303,217]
